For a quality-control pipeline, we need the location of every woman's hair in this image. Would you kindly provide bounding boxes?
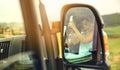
[74,17,94,31]
[82,18,93,25]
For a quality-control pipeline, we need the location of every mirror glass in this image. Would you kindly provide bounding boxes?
[63,7,96,64]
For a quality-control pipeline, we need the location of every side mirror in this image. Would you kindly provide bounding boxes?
[61,4,110,70]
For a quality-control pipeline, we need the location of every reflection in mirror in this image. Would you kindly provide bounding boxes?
[63,7,95,64]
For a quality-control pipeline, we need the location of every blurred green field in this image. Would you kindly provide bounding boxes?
[104,26,120,70]
[104,26,120,38]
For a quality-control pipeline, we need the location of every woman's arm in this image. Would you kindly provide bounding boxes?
[69,22,93,43]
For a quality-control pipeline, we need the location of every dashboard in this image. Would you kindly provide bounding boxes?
[0,35,26,60]
[0,35,35,70]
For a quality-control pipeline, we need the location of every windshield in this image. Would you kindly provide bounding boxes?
[0,0,35,70]
[0,0,25,38]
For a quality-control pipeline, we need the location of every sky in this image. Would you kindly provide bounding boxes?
[0,0,23,23]
[80,0,120,15]
[43,0,120,15]
[0,0,120,22]
[43,0,120,21]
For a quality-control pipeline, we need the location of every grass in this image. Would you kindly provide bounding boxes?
[104,26,120,70]
[108,38,120,54]
[104,26,120,37]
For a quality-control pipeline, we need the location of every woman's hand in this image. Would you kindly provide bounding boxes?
[68,21,76,30]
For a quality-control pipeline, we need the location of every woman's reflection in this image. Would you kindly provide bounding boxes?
[64,16,94,63]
